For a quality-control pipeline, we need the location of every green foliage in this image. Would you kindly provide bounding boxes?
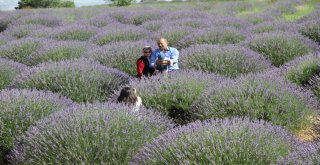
[110,0,133,7]
[191,77,316,134]
[0,42,41,64]
[28,47,86,66]
[16,0,75,9]
[0,89,72,163]
[246,32,312,67]
[54,30,95,41]
[299,20,320,44]
[95,32,143,46]
[131,70,220,125]
[286,60,320,86]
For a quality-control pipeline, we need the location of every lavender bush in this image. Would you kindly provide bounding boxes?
[283,52,320,86]
[2,24,48,39]
[249,20,299,34]
[244,31,318,67]
[9,103,174,164]
[26,41,89,66]
[117,10,165,25]
[190,72,319,134]
[50,24,98,41]
[132,117,302,165]
[0,58,28,90]
[0,38,43,64]
[180,44,272,78]
[0,89,73,163]
[128,70,227,125]
[92,24,148,46]
[11,59,130,103]
[178,27,245,49]
[299,19,320,44]
[152,26,193,49]
[11,14,63,27]
[141,20,163,32]
[84,40,153,76]
[276,142,320,165]
[0,11,29,32]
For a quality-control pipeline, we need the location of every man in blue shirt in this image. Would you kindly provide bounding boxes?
[150,37,179,72]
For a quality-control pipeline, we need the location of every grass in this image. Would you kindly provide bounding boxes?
[283,0,318,21]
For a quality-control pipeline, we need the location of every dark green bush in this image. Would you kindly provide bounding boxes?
[16,0,75,9]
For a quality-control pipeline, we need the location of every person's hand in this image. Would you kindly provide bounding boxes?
[168,59,173,65]
[156,59,162,66]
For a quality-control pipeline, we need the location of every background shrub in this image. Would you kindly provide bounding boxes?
[127,70,227,125]
[0,58,28,90]
[244,31,318,67]
[84,40,154,76]
[11,14,62,27]
[0,38,44,64]
[2,24,48,39]
[276,142,320,165]
[93,25,147,46]
[299,19,320,44]
[9,103,174,164]
[0,89,73,163]
[26,41,89,66]
[50,24,98,41]
[11,59,130,103]
[132,117,302,165]
[190,72,319,134]
[180,44,272,78]
[16,0,75,9]
[249,20,298,34]
[283,52,320,86]
[178,27,246,49]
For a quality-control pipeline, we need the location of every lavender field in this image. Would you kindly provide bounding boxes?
[0,0,320,164]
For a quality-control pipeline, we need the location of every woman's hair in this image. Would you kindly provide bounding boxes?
[142,46,152,53]
[117,87,139,106]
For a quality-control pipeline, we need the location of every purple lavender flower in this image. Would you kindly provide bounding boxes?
[249,20,300,34]
[26,40,91,66]
[0,88,74,163]
[128,69,228,124]
[0,58,28,89]
[299,18,320,44]
[11,58,130,103]
[0,37,45,64]
[178,27,246,49]
[49,24,98,41]
[190,71,319,134]
[280,51,320,86]
[92,23,149,46]
[9,103,174,164]
[131,117,302,165]
[10,13,63,27]
[180,44,273,78]
[84,40,155,76]
[243,31,319,67]
[276,142,320,165]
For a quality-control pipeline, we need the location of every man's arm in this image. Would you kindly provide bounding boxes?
[170,48,179,65]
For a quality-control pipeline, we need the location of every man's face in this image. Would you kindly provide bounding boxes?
[157,39,168,51]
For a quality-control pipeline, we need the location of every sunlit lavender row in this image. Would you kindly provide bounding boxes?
[0,0,319,164]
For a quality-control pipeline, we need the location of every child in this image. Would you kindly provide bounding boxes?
[117,87,142,112]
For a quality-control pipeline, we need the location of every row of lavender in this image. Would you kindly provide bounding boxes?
[0,0,320,164]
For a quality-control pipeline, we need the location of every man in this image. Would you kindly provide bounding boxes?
[150,38,179,72]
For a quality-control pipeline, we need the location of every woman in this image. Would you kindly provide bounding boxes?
[136,46,155,79]
[117,87,142,111]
